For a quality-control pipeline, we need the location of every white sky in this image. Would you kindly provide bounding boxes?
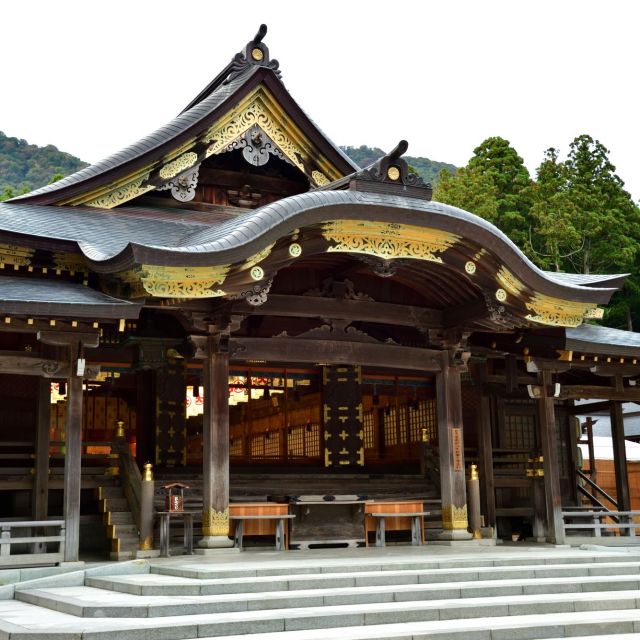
[1,0,638,201]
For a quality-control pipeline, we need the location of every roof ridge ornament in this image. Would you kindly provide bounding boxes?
[225,24,281,84]
[363,140,427,188]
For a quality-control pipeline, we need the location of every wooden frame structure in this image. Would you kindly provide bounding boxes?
[1,25,639,560]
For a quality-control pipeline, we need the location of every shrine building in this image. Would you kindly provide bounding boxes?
[1,25,639,561]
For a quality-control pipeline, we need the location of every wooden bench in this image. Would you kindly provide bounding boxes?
[229,503,292,550]
[0,520,65,567]
[230,514,295,550]
[364,501,427,547]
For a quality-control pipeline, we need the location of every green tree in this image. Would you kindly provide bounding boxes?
[466,137,533,248]
[528,148,582,271]
[433,166,500,224]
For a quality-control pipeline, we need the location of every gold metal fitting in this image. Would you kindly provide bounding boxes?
[142,462,154,482]
[469,463,479,480]
[116,420,126,439]
[421,428,430,443]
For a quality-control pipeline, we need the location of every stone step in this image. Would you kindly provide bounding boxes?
[2,600,640,639]
[14,584,640,618]
[154,558,640,580]
[86,569,640,598]
[149,552,640,580]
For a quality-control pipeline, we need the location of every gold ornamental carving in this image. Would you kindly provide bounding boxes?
[84,175,155,209]
[525,293,601,328]
[202,507,229,536]
[496,266,525,297]
[312,170,330,186]
[441,504,468,530]
[204,87,342,186]
[139,536,154,551]
[159,152,198,180]
[126,264,230,299]
[0,244,33,268]
[53,252,87,274]
[322,220,459,263]
[242,243,274,270]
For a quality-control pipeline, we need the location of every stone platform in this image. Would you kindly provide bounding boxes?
[3,544,640,639]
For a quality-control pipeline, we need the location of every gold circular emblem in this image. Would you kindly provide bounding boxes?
[251,48,264,61]
[387,166,400,181]
[495,288,507,302]
[289,243,302,258]
[464,261,476,275]
[250,266,264,281]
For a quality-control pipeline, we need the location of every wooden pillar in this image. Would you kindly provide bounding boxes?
[537,369,565,545]
[37,331,99,563]
[610,397,631,513]
[198,333,233,550]
[436,352,471,539]
[33,377,50,521]
[64,346,84,562]
[478,394,496,530]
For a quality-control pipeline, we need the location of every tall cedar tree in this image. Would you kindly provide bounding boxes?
[435,137,533,249]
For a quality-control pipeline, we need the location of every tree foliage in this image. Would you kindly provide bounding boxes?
[435,133,640,330]
[0,131,87,196]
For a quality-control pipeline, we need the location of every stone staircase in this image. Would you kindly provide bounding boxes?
[3,547,640,638]
[95,484,139,560]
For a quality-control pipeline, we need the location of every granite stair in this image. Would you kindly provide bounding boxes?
[3,548,640,639]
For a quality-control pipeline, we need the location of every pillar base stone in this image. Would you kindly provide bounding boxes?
[438,529,473,541]
[196,535,236,552]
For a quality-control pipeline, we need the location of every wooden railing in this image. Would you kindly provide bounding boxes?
[0,520,65,567]
[576,469,618,512]
[116,441,142,529]
[562,510,640,537]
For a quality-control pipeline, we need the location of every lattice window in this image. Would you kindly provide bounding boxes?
[408,399,436,443]
[398,405,408,444]
[304,423,320,456]
[250,434,264,458]
[503,412,537,450]
[384,407,397,446]
[229,437,243,457]
[263,431,280,457]
[287,427,304,457]
[363,410,375,449]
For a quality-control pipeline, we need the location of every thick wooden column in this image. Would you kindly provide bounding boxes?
[436,352,471,539]
[33,377,51,522]
[64,355,84,561]
[610,397,631,513]
[198,333,233,550]
[37,331,99,562]
[537,369,565,544]
[478,394,496,530]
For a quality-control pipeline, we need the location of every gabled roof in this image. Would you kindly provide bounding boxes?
[11,25,357,209]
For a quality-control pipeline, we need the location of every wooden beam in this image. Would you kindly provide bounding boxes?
[0,354,100,380]
[229,337,443,371]
[232,294,443,329]
[559,386,640,401]
[443,299,488,328]
[537,369,565,545]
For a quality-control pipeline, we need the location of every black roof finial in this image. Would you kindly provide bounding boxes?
[223,24,281,84]
[364,140,429,190]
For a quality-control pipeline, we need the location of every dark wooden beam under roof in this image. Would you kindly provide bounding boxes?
[232,294,443,329]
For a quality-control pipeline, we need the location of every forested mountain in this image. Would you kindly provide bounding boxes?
[0,131,87,199]
[341,145,456,184]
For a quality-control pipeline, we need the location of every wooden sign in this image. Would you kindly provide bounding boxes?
[452,427,463,472]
